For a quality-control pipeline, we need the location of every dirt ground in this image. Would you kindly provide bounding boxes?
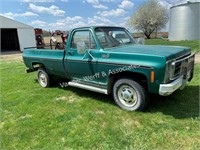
[196,54,200,64]
[0,51,200,63]
[0,52,23,61]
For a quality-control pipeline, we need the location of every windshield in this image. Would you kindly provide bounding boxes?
[95,27,136,49]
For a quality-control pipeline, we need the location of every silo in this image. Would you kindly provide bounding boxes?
[169,2,200,41]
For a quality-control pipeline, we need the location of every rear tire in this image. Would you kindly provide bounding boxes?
[37,68,51,88]
[113,78,148,111]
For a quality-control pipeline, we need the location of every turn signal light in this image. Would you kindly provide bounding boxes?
[151,71,155,83]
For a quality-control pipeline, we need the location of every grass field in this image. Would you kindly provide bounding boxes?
[146,39,200,52]
[1,59,200,149]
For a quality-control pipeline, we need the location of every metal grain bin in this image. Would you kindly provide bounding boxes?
[169,2,200,41]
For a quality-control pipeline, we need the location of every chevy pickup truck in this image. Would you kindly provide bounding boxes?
[23,26,195,111]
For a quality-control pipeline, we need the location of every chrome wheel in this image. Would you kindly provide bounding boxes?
[117,85,138,107]
[113,78,147,111]
[37,68,51,88]
[38,72,47,87]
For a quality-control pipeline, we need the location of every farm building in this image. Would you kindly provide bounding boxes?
[169,2,200,41]
[0,15,36,52]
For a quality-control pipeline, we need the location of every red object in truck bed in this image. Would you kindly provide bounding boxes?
[34,28,43,35]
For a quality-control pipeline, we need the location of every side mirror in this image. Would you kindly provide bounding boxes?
[77,41,87,54]
[137,38,145,45]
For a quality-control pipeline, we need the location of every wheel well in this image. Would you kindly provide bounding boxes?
[108,71,148,93]
[32,62,45,70]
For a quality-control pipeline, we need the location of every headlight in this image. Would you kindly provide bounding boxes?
[164,60,173,83]
[164,52,195,84]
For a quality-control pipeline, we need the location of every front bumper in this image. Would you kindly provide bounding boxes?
[159,52,195,96]
[159,76,185,96]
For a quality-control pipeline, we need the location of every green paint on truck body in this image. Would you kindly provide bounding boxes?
[23,26,194,95]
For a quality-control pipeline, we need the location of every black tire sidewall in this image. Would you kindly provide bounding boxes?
[113,79,147,111]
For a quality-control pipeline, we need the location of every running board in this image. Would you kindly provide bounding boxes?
[68,82,108,94]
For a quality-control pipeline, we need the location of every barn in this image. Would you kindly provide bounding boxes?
[0,15,36,52]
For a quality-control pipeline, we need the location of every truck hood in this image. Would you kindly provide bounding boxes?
[107,45,191,60]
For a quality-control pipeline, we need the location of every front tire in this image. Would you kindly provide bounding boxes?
[38,68,51,88]
[113,78,148,111]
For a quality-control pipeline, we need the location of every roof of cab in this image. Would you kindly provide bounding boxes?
[71,26,125,31]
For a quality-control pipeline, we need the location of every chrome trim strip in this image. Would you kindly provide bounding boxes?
[68,81,108,94]
[23,56,62,61]
[172,52,195,64]
[67,59,154,69]
[174,52,191,61]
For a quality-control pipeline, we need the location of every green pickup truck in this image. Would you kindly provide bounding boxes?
[23,26,195,111]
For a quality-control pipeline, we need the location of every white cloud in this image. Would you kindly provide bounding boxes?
[31,20,47,27]
[84,0,108,9]
[63,16,85,22]
[21,11,39,17]
[0,13,15,19]
[119,0,134,9]
[93,4,108,9]
[100,0,115,2]
[0,11,38,19]
[61,0,69,2]
[159,1,172,9]
[84,0,98,4]
[29,14,129,30]
[123,16,130,21]
[20,0,54,2]
[29,3,65,16]
[98,8,126,17]
[118,16,130,27]
[48,16,87,30]
[88,16,114,25]
[46,15,114,30]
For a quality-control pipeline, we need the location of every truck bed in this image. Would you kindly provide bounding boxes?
[23,49,67,77]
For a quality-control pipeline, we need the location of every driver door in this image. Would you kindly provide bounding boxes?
[64,29,99,85]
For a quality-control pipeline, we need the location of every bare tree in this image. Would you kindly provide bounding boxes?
[128,0,169,39]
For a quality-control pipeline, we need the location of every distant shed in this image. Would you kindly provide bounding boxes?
[0,15,36,52]
[169,2,200,41]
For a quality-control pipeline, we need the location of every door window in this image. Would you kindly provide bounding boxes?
[70,30,96,49]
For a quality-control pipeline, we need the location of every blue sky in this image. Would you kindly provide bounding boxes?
[0,0,199,31]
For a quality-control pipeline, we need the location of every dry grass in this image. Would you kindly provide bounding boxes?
[0,52,23,62]
[195,54,200,63]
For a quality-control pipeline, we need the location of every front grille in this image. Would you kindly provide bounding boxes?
[170,53,195,80]
[173,61,182,78]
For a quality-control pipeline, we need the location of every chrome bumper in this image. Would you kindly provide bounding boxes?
[160,52,195,96]
[159,76,186,96]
